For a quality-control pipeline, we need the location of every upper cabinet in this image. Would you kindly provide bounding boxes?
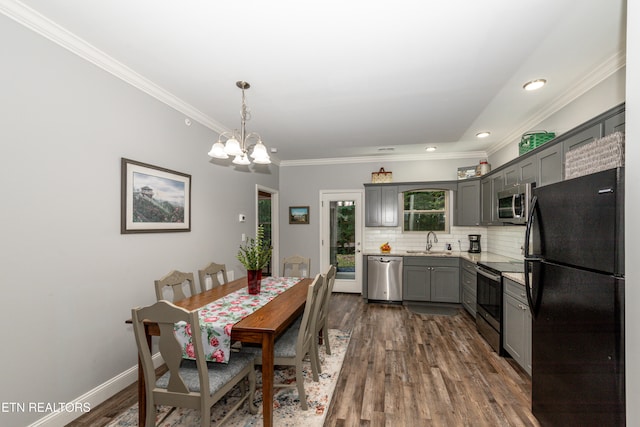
[536,143,563,187]
[364,184,399,227]
[480,173,503,226]
[456,179,480,226]
[562,123,602,156]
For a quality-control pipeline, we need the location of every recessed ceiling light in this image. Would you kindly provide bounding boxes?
[476,131,491,138]
[523,79,547,91]
[425,146,437,152]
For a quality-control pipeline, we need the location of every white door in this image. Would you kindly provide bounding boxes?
[320,190,363,293]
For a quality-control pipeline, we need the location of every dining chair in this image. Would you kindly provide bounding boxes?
[131,300,257,427]
[282,255,311,277]
[314,265,337,366]
[197,262,228,292]
[250,273,325,410]
[154,270,198,302]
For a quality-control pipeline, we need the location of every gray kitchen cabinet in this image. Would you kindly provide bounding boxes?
[503,164,519,187]
[536,143,563,187]
[604,109,625,135]
[504,157,537,187]
[460,259,477,317]
[562,122,602,156]
[518,156,538,184]
[364,184,398,227]
[481,172,503,225]
[403,257,460,303]
[503,278,531,375]
[456,179,480,226]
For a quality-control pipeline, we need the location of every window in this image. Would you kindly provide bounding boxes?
[403,190,449,232]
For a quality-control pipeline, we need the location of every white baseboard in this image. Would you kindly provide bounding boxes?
[28,353,164,427]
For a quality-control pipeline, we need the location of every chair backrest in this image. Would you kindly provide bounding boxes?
[154,270,198,302]
[317,264,337,327]
[197,262,228,292]
[132,300,209,413]
[282,255,311,277]
[296,274,325,354]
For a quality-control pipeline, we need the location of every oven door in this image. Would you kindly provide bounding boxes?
[476,266,502,330]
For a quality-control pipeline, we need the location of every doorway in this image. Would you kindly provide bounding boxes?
[320,190,363,293]
[256,185,279,277]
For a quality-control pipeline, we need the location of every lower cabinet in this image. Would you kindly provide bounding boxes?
[403,257,460,303]
[502,278,531,375]
[460,259,477,317]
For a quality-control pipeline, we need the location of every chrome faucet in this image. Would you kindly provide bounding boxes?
[426,231,438,252]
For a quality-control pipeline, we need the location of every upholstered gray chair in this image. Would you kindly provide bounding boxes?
[314,265,337,365]
[282,255,311,277]
[154,270,198,302]
[250,273,325,410]
[131,300,257,427]
[197,262,228,292]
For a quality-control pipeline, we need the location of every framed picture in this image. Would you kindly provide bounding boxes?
[289,206,309,224]
[121,158,191,233]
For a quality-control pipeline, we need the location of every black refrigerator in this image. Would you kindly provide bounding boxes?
[524,167,625,426]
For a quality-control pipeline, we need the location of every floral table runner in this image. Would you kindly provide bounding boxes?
[174,276,301,363]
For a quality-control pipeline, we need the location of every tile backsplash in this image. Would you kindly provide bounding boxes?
[365,226,525,260]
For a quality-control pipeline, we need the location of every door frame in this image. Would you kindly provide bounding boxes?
[256,185,279,276]
[319,189,364,294]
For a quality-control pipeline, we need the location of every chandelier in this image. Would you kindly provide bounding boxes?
[207,81,271,165]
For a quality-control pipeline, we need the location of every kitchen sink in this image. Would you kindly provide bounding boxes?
[405,250,453,255]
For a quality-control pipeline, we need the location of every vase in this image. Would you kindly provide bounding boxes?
[247,269,262,295]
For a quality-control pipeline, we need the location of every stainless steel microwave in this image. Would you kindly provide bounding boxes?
[497,182,533,224]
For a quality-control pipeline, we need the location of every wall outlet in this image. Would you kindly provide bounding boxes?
[238,214,246,222]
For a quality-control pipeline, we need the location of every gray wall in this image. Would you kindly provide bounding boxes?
[0,16,277,426]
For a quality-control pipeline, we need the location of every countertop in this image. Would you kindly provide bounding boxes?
[503,272,526,285]
[365,250,519,264]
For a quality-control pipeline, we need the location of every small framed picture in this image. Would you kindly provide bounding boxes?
[121,158,191,233]
[289,206,310,224]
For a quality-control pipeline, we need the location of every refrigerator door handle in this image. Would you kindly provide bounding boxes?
[524,195,539,319]
[524,195,537,259]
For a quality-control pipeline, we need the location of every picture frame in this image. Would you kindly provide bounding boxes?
[121,158,191,233]
[289,206,310,224]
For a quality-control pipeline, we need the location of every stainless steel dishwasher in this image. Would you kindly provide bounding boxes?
[367,256,403,302]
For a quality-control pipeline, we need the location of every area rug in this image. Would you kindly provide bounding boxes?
[407,303,461,316]
[108,329,350,427]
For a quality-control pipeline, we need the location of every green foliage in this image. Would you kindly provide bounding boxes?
[236,225,272,270]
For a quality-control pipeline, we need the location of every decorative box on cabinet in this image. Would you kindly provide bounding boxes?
[502,278,531,375]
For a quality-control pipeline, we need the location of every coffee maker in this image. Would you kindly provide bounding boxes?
[468,234,481,253]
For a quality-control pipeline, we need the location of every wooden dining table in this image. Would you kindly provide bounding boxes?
[132,276,312,427]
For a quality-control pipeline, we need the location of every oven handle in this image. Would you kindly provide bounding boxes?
[475,266,501,282]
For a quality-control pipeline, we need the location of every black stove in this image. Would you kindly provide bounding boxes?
[477,261,524,274]
[475,260,524,355]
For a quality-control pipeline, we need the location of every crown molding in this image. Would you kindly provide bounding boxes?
[0,0,229,135]
[487,49,626,156]
[279,150,488,167]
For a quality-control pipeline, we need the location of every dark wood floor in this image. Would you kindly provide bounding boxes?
[68,293,539,426]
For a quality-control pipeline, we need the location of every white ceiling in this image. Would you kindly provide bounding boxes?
[3,0,627,164]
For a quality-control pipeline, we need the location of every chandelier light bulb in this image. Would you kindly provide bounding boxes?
[224,137,243,156]
[232,153,251,165]
[208,141,229,159]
